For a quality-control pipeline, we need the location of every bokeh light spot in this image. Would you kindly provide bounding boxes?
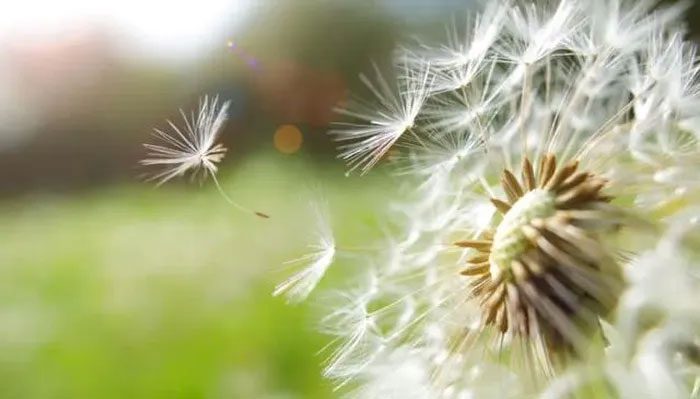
[273,124,303,154]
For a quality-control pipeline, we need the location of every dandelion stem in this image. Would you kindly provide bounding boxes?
[211,173,270,219]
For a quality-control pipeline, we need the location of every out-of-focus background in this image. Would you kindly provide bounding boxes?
[0,1,697,397]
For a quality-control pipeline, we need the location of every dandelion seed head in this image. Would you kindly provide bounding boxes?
[298,0,700,395]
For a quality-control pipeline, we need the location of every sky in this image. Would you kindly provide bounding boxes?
[0,0,253,59]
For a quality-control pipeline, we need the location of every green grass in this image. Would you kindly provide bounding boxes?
[0,155,390,399]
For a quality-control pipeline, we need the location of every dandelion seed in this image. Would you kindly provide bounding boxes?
[584,0,689,52]
[273,203,335,303]
[331,61,432,174]
[403,2,508,94]
[499,0,579,65]
[141,96,229,185]
[140,95,269,218]
[394,128,483,185]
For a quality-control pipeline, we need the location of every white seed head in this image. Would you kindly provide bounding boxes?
[305,0,700,396]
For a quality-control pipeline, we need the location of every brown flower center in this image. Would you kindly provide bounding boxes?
[455,154,622,353]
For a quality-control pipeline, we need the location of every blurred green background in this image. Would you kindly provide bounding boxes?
[0,0,698,397]
[0,154,390,398]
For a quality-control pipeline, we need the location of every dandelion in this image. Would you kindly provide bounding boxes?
[282,0,700,397]
[140,95,269,218]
